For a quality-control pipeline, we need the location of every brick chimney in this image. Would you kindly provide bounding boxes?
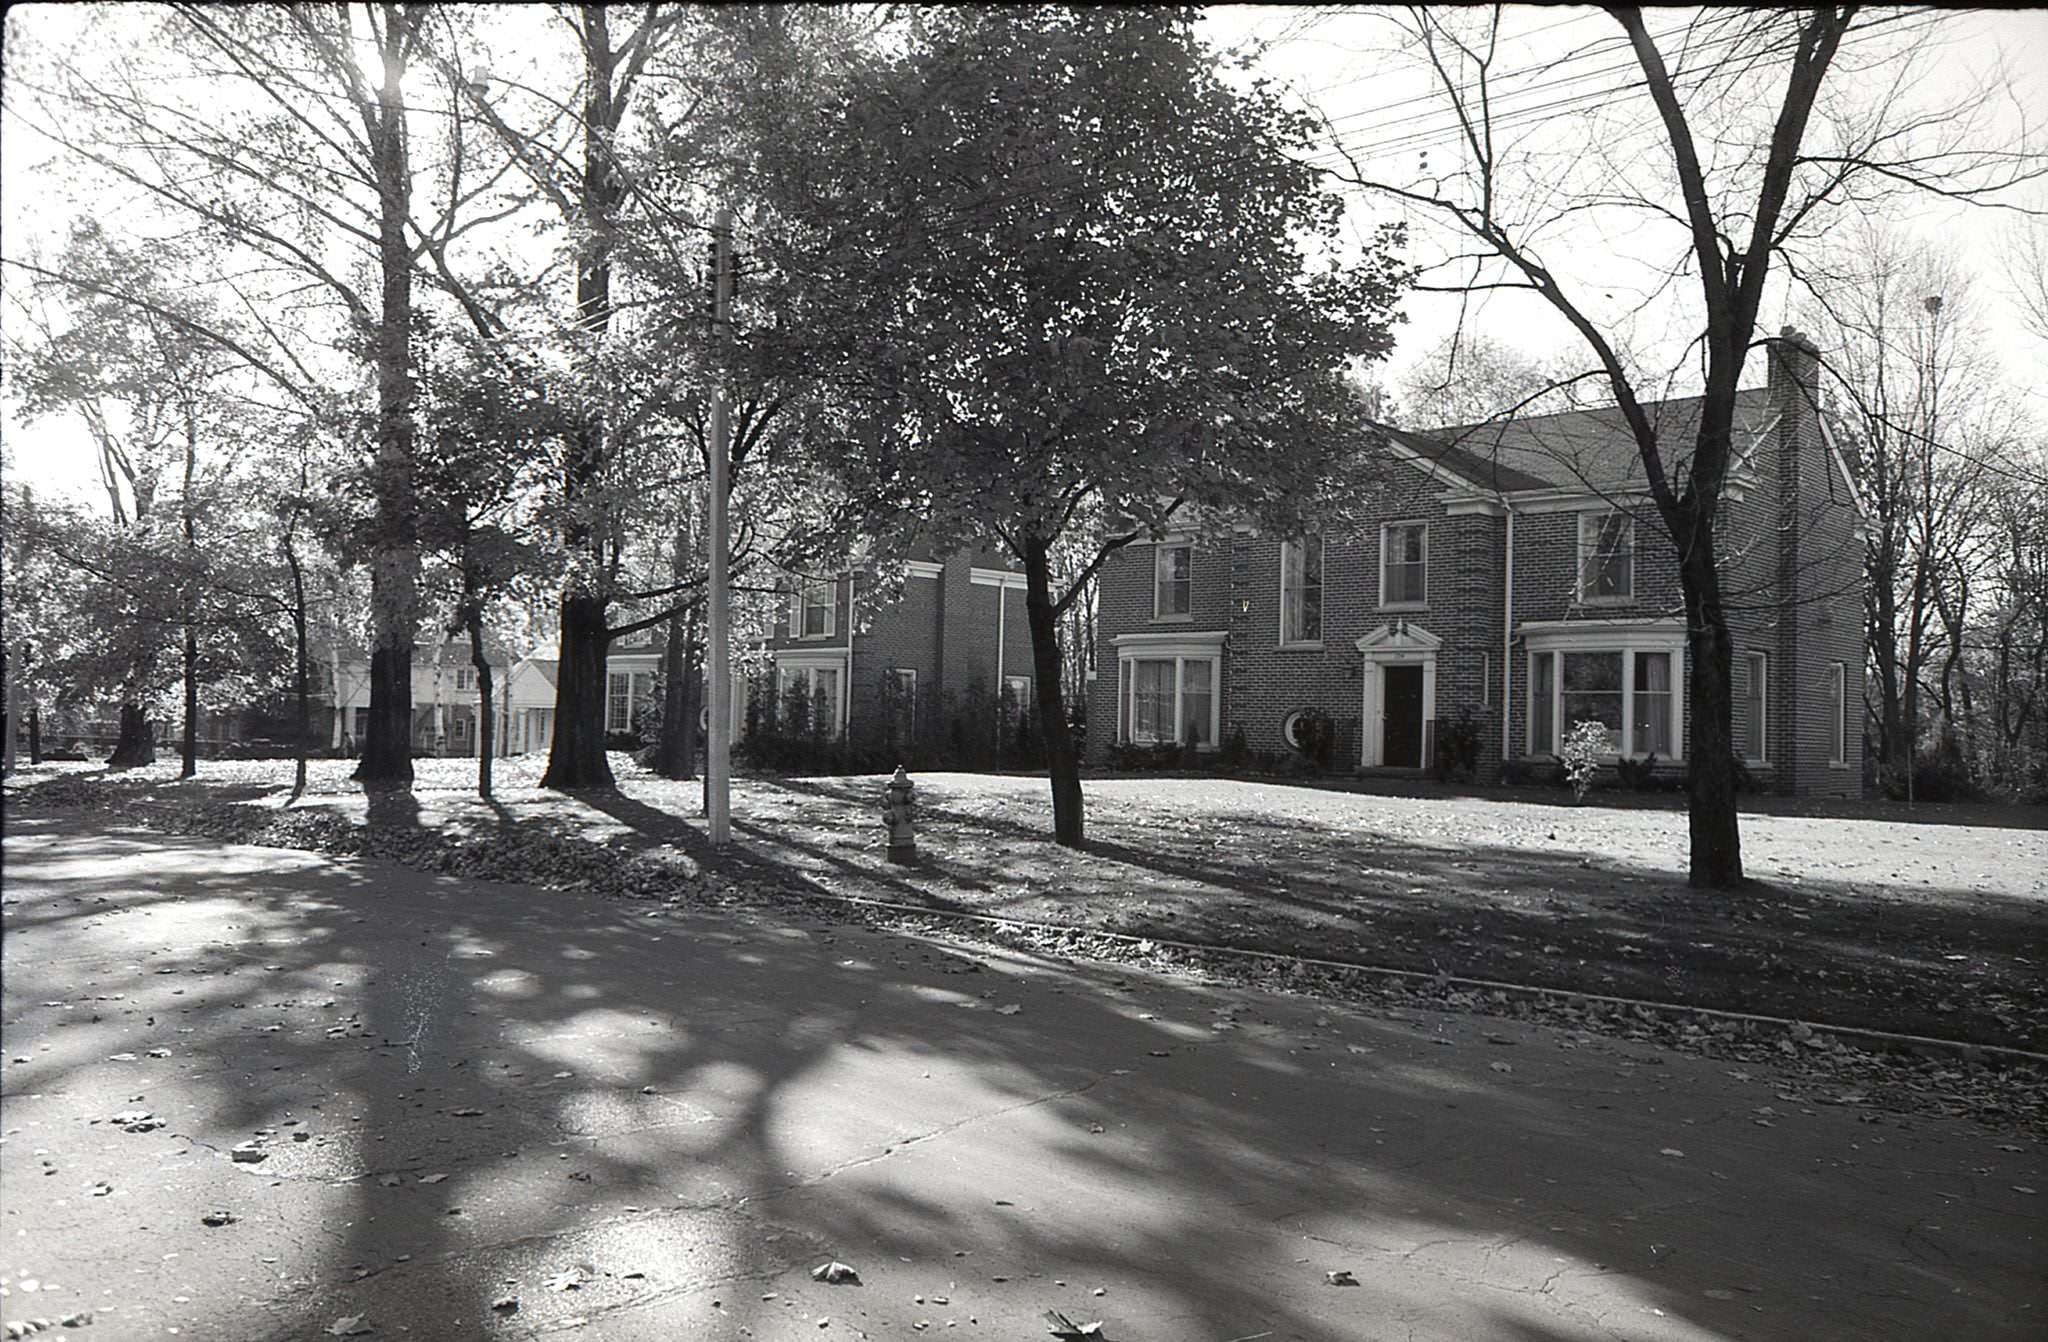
[1767,326,1821,414]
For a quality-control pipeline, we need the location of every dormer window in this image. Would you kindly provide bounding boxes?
[1578,511,1634,603]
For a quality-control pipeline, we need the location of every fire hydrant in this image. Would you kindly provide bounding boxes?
[882,765,916,865]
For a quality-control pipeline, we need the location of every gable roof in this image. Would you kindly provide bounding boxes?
[1377,388,1779,495]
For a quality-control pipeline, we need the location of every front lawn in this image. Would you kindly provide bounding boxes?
[8,757,2043,1050]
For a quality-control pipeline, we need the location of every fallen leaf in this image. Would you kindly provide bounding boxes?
[1489,1061,1514,1074]
[200,1210,236,1227]
[1043,1309,1104,1339]
[490,1297,519,1313]
[546,1270,584,1292]
[419,1173,448,1184]
[376,1174,402,1188]
[325,1315,373,1337]
[1660,1148,1686,1158]
[449,1108,484,1118]
[811,1261,860,1285]
[996,1005,1022,1016]
[1326,1269,1359,1286]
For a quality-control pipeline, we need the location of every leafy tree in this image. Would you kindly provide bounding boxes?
[771,7,1408,846]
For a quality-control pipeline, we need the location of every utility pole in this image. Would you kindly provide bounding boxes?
[707,206,734,846]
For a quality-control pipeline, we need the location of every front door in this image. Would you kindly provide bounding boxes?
[1383,664,1424,768]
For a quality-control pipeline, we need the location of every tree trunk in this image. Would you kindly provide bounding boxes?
[464,605,495,799]
[543,5,623,794]
[3,643,16,776]
[1679,541,1743,887]
[108,700,156,767]
[353,3,421,786]
[1023,535,1084,848]
[29,698,41,764]
[180,623,199,778]
[541,590,614,789]
[650,494,700,780]
[286,520,310,806]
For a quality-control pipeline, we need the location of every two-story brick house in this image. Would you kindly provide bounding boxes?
[1087,329,1867,797]
[759,551,1034,742]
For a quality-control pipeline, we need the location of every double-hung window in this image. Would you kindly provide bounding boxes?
[1828,662,1847,766]
[1743,652,1768,763]
[1280,536,1323,644]
[1578,511,1635,603]
[1381,521,1427,607]
[1528,644,1680,758]
[606,670,654,733]
[794,578,835,639]
[1154,542,1192,619]
[454,665,476,692]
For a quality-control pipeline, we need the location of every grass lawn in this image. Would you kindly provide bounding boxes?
[9,756,2045,1051]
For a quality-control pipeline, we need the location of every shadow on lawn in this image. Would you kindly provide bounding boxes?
[736,776,2045,1050]
[7,815,2014,1342]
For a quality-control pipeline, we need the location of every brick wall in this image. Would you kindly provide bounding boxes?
[1770,331,1866,798]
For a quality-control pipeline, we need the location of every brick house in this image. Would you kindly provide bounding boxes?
[1086,329,1867,797]
[759,551,1033,743]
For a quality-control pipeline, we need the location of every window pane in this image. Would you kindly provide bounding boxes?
[1744,654,1766,759]
[1583,513,1634,598]
[1633,652,1672,755]
[1183,660,1213,746]
[1560,651,1623,743]
[1134,660,1173,741]
[1385,524,1426,604]
[1155,545,1191,616]
[1284,538,1323,642]
[1830,664,1846,761]
[1532,652,1555,754]
[607,672,631,731]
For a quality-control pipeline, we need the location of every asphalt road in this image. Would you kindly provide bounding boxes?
[2,815,2042,1341]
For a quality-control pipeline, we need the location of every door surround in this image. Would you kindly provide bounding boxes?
[1356,621,1439,768]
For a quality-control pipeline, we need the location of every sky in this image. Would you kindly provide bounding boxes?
[1198,4,2048,407]
[5,5,2045,508]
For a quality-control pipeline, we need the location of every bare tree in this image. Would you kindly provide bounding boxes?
[1322,6,2045,886]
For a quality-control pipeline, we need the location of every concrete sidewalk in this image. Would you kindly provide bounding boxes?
[1,816,2041,1341]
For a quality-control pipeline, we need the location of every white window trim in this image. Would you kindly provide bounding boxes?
[1828,661,1848,767]
[606,669,653,734]
[1480,651,1491,708]
[1379,520,1428,611]
[1522,620,1685,760]
[1278,536,1324,648]
[1112,630,1224,749]
[774,651,849,736]
[793,577,836,641]
[1745,651,1770,765]
[1153,540,1194,622]
[1576,511,1637,606]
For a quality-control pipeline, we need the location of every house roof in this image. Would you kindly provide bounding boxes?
[1377,388,1778,495]
[518,658,559,688]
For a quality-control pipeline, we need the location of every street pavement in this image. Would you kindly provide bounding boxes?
[1,815,2042,1341]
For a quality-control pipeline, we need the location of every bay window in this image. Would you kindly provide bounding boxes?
[1114,632,1224,749]
[1525,622,1684,759]
[777,662,843,736]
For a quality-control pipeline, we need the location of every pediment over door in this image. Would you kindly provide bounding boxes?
[1355,621,1442,655]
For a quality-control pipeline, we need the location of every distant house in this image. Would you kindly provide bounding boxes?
[325,628,693,759]
[326,640,515,757]
[758,551,1033,741]
[1086,329,1867,797]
